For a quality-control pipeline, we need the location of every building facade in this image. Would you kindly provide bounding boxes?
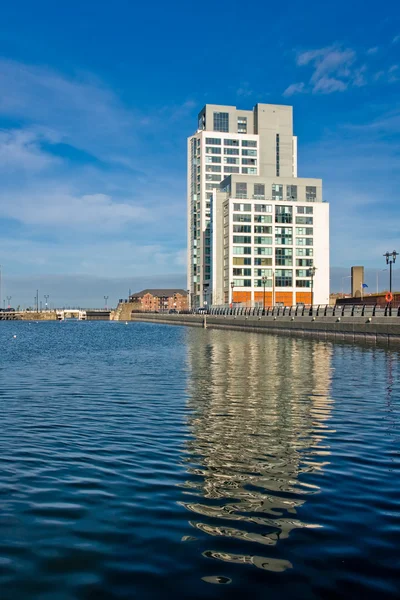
[187,103,329,307]
[129,289,188,312]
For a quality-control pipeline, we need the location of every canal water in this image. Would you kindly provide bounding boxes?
[0,321,399,599]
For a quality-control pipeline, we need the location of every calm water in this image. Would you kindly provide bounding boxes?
[0,321,399,599]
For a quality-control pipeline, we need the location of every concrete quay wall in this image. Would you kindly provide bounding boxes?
[130,313,400,346]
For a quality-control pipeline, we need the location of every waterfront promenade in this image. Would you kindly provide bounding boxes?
[130,309,400,345]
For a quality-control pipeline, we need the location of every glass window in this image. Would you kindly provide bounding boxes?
[295,216,313,224]
[296,258,313,267]
[275,205,293,223]
[233,203,251,211]
[254,257,272,266]
[297,206,313,215]
[224,148,240,155]
[224,166,240,173]
[256,247,273,255]
[306,186,317,201]
[242,158,257,165]
[275,226,293,245]
[206,184,217,190]
[254,204,272,213]
[206,165,221,173]
[296,269,310,277]
[205,138,221,145]
[236,182,247,198]
[206,156,221,164]
[224,139,239,146]
[224,157,239,164]
[233,224,251,233]
[233,279,252,287]
[206,174,220,181]
[254,184,265,198]
[296,237,313,246]
[287,185,297,201]
[233,213,251,222]
[255,278,273,288]
[233,268,252,276]
[296,280,311,288]
[242,167,257,174]
[275,269,292,287]
[296,248,313,257]
[233,257,252,265]
[254,236,272,245]
[296,227,313,235]
[254,268,273,277]
[233,236,251,244]
[275,247,293,266]
[242,140,257,147]
[206,146,221,154]
[254,225,272,234]
[272,184,283,200]
[213,112,229,132]
[254,214,272,223]
[242,149,257,156]
[237,117,247,133]
[233,246,252,255]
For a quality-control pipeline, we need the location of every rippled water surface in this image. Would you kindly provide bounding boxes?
[0,321,399,599]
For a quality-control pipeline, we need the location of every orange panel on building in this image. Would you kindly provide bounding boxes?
[296,292,312,305]
[233,291,251,304]
[275,292,293,306]
[254,292,273,305]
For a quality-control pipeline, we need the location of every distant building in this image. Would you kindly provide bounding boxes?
[187,102,330,308]
[129,289,188,312]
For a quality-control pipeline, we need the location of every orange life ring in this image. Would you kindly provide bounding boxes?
[386,292,393,303]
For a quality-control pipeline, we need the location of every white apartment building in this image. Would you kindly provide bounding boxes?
[187,103,329,307]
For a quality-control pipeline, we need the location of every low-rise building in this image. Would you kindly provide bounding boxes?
[129,289,188,312]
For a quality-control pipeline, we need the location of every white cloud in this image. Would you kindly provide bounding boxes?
[388,64,399,83]
[285,43,395,95]
[0,186,152,230]
[392,34,400,44]
[0,128,61,171]
[312,77,347,94]
[283,82,306,97]
[0,58,137,161]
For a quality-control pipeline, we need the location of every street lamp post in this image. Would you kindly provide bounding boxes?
[6,296,11,309]
[309,266,317,307]
[384,251,398,299]
[261,275,266,310]
[44,295,49,310]
[104,295,109,310]
[341,275,351,298]
[230,281,234,307]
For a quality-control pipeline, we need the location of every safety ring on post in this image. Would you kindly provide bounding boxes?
[385,292,393,303]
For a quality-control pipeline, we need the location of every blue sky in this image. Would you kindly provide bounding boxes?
[0,0,399,306]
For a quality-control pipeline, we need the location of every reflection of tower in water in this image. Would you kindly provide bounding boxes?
[181,329,333,572]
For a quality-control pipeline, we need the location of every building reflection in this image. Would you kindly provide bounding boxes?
[181,329,333,572]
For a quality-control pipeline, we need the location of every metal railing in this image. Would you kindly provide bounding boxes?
[130,304,400,318]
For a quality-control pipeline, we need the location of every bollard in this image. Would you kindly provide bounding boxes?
[203,315,207,329]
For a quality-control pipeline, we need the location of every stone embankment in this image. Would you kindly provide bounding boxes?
[129,312,400,346]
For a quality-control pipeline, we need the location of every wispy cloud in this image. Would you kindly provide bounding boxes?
[283,42,399,96]
[392,34,400,44]
[0,59,137,161]
[0,127,61,171]
[236,82,253,97]
[283,82,305,97]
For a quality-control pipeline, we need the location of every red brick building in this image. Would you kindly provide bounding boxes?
[129,289,188,312]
